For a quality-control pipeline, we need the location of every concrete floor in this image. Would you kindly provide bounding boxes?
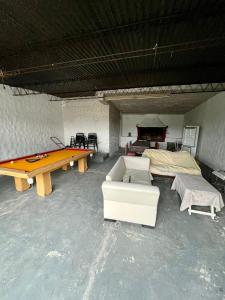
[0,157,225,300]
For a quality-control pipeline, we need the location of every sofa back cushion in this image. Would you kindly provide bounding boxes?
[123,156,150,171]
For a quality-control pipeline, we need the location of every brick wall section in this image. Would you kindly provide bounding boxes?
[185,92,225,170]
[0,84,64,160]
[120,114,184,148]
[62,99,110,153]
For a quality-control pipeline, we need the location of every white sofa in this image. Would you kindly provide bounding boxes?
[102,156,160,227]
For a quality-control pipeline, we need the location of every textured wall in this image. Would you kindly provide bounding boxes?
[109,104,120,156]
[185,92,225,170]
[120,114,184,147]
[62,99,110,153]
[0,84,64,160]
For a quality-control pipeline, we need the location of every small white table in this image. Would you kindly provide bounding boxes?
[171,174,224,219]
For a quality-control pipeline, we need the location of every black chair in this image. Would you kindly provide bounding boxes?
[75,133,86,148]
[70,136,76,147]
[87,133,98,151]
[167,142,176,152]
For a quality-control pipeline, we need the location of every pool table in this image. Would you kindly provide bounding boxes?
[0,148,94,197]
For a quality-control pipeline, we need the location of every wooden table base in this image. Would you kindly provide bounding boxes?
[14,177,30,192]
[36,172,52,197]
[78,157,88,173]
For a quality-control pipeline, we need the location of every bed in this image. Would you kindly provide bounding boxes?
[142,149,201,177]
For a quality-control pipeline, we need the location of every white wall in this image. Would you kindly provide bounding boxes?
[120,114,184,147]
[0,84,64,160]
[109,104,120,156]
[184,92,225,170]
[62,99,110,153]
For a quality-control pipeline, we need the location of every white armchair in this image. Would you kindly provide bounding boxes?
[102,156,160,227]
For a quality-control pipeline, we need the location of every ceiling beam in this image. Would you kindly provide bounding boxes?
[7,60,224,88]
[7,64,225,98]
[1,36,225,79]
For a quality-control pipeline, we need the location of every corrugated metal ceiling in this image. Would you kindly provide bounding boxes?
[0,0,225,97]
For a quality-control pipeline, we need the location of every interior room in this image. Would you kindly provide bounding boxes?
[0,1,225,299]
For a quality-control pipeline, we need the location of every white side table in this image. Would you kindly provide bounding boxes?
[172,174,224,219]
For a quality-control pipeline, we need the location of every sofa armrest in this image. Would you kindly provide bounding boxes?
[102,181,160,206]
[106,157,125,181]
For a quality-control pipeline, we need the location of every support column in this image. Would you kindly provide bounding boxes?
[78,157,88,173]
[14,177,30,192]
[36,172,52,197]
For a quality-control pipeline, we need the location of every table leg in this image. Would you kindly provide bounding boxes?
[36,172,52,197]
[210,205,216,220]
[78,157,87,172]
[188,206,192,215]
[14,177,30,192]
[62,164,70,171]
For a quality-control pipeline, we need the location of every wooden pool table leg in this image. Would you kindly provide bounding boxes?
[36,172,52,197]
[14,177,30,192]
[78,157,88,173]
[62,164,70,171]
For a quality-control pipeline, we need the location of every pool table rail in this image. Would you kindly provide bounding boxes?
[0,167,28,178]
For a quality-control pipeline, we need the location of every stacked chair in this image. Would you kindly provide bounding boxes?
[87,133,98,151]
[75,133,86,148]
[69,133,98,151]
[70,136,76,147]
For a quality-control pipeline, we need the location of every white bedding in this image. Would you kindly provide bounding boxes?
[143,149,201,177]
[150,164,201,177]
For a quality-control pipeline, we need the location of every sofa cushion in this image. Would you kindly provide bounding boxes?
[123,169,152,185]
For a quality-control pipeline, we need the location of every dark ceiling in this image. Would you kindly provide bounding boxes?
[0,0,225,97]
